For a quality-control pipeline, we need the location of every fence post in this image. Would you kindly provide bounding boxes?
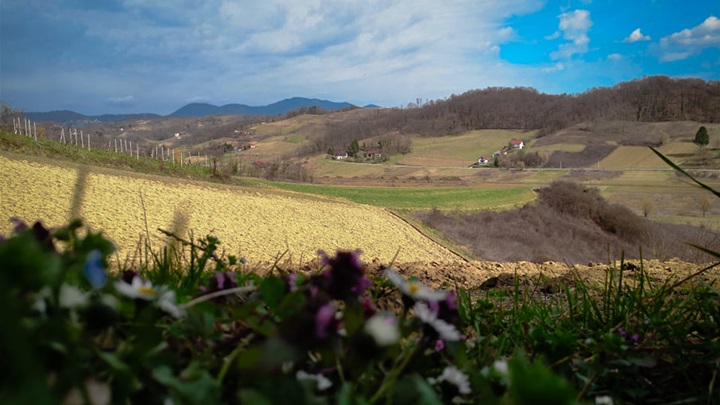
[34,122,37,141]
[136,144,139,159]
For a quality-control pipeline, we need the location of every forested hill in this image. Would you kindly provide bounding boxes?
[325,76,720,144]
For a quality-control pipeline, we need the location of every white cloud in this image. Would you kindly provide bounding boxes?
[607,53,622,60]
[550,10,592,59]
[108,95,135,105]
[623,28,650,43]
[542,62,565,72]
[658,16,720,62]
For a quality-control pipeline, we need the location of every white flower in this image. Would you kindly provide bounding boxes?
[595,396,614,405]
[364,313,400,346]
[157,288,186,318]
[414,302,462,341]
[59,284,88,309]
[296,370,332,391]
[492,359,509,376]
[384,269,448,301]
[431,366,471,395]
[115,276,156,300]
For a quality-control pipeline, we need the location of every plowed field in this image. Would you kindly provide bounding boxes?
[0,155,460,264]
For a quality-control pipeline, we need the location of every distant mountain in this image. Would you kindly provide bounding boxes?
[168,97,357,117]
[26,97,362,124]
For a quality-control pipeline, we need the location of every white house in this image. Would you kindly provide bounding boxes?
[510,139,524,149]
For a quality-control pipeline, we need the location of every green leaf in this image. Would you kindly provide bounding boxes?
[508,353,577,405]
[237,389,272,405]
[259,276,286,310]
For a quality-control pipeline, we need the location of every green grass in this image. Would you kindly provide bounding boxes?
[258,181,536,211]
[399,129,534,164]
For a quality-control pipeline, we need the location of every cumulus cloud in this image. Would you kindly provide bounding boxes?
[550,10,592,59]
[607,53,622,60]
[658,16,720,62]
[623,28,650,43]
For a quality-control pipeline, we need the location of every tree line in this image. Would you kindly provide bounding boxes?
[317,76,720,155]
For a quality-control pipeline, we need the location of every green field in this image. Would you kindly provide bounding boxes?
[397,129,534,166]
[259,181,536,211]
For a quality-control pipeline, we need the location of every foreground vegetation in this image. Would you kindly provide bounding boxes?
[2,217,718,404]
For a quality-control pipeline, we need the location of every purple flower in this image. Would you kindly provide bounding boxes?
[315,303,336,340]
[9,217,28,233]
[435,339,446,352]
[121,270,139,284]
[315,250,371,301]
[199,271,237,293]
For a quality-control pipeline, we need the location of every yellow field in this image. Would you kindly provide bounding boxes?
[0,155,460,264]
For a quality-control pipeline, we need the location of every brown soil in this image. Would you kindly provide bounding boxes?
[288,256,720,292]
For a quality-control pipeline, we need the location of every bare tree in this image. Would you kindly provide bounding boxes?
[698,196,713,217]
[641,197,656,218]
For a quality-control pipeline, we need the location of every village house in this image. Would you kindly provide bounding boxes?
[364,149,382,159]
[510,139,524,149]
[332,152,349,160]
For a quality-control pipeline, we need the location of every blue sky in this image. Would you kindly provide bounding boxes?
[1,0,718,115]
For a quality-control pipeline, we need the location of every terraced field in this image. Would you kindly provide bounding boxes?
[0,155,461,264]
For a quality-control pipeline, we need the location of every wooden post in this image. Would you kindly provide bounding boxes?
[34,122,37,141]
[172,149,175,164]
[114,138,117,152]
[87,133,90,150]
[129,141,132,155]
[136,144,139,159]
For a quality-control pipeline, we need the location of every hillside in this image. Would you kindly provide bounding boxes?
[0,153,460,264]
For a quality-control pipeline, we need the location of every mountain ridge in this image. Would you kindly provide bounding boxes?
[24,97,361,125]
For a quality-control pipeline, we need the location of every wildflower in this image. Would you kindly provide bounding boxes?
[84,250,107,289]
[121,269,139,284]
[414,302,462,341]
[384,269,448,301]
[199,271,237,293]
[481,359,510,387]
[364,313,401,346]
[115,276,156,300]
[157,288,186,318]
[315,303,337,340]
[296,370,332,391]
[434,339,445,352]
[59,284,88,309]
[595,396,614,405]
[316,250,371,300]
[429,365,471,395]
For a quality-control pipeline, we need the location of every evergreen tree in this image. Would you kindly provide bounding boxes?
[347,139,360,157]
[694,126,709,147]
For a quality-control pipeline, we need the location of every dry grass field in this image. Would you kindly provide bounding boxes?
[0,154,461,265]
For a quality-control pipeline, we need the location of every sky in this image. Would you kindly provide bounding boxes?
[1,0,718,115]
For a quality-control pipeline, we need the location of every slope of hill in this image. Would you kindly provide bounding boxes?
[0,153,460,264]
